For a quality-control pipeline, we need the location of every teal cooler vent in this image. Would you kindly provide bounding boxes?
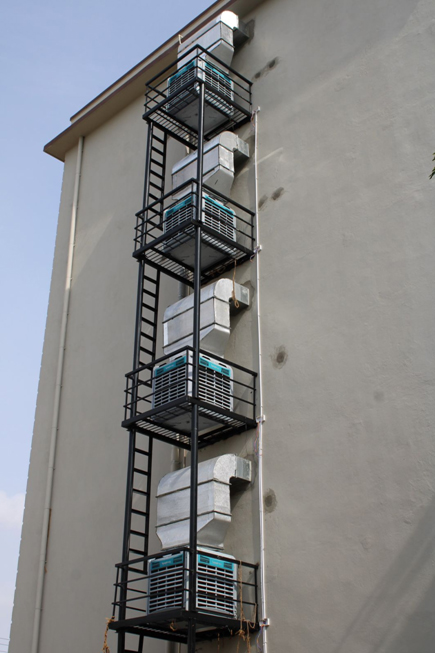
[166,57,234,132]
[152,352,233,415]
[162,193,236,265]
[147,550,237,617]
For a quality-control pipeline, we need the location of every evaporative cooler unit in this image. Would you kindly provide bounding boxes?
[163,193,236,266]
[167,59,234,131]
[147,550,237,618]
[152,351,233,430]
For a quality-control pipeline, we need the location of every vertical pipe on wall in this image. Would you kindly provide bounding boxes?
[31,135,84,653]
[253,109,268,653]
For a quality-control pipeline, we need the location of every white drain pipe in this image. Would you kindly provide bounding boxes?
[31,136,84,653]
[253,109,269,652]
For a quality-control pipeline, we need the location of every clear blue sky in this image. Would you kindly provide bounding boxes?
[0,0,213,642]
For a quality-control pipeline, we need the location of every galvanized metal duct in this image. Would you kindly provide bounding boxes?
[156,454,251,550]
[172,131,249,198]
[163,278,249,357]
[177,11,240,68]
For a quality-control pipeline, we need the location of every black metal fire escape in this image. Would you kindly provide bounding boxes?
[110,44,258,653]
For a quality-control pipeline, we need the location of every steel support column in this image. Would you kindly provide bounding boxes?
[187,79,205,653]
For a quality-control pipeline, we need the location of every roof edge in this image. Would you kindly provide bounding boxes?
[44,0,262,162]
[70,0,230,124]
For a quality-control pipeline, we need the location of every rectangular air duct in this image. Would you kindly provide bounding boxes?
[156,454,252,550]
[177,12,240,67]
[162,278,249,357]
[172,132,249,198]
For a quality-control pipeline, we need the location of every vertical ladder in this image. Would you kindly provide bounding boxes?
[122,120,167,561]
[118,632,144,653]
[122,433,153,563]
[144,122,167,220]
[137,265,160,368]
[118,123,168,633]
[122,122,167,563]
[135,121,166,369]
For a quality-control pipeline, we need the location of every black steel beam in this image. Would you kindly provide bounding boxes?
[187,78,206,653]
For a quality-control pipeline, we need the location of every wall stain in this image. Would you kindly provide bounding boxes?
[259,194,268,209]
[360,536,373,551]
[264,489,277,513]
[272,345,288,369]
[253,57,280,81]
[271,187,284,201]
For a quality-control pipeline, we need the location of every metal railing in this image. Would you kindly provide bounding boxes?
[133,180,255,285]
[122,346,257,448]
[143,45,252,147]
[113,547,258,631]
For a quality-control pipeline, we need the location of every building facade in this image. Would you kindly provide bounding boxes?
[10,0,435,652]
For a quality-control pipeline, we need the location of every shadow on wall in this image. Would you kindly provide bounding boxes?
[334,492,435,653]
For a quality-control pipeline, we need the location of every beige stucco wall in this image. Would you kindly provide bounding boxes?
[10,97,183,653]
[214,0,435,651]
[11,0,435,651]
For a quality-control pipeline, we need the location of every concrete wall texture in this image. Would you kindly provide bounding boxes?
[10,0,435,652]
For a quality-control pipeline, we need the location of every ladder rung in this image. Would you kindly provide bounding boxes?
[152,134,165,145]
[140,326,157,342]
[132,488,149,496]
[150,158,164,169]
[143,288,157,299]
[130,529,146,538]
[143,275,158,285]
[151,145,164,155]
[141,317,156,328]
[148,193,159,201]
[129,548,146,556]
[140,332,156,342]
[139,347,154,357]
[131,508,149,517]
[149,181,163,191]
[149,170,164,180]
[142,302,156,312]
[133,467,149,476]
[134,447,150,456]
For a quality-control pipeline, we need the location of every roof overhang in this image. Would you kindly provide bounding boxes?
[44,0,264,162]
